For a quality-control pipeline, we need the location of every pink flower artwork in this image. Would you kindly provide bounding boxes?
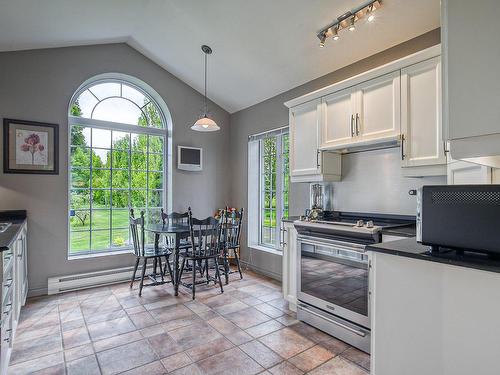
[16,130,48,166]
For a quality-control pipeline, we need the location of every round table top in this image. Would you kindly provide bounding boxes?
[145,223,190,234]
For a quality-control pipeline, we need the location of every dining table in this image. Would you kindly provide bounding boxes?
[144,223,191,296]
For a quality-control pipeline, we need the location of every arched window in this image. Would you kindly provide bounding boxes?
[68,77,170,256]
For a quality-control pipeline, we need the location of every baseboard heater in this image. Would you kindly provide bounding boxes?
[47,265,155,295]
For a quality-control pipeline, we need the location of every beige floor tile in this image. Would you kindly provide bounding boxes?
[168,321,222,350]
[253,303,286,318]
[245,320,284,338]
[308,356,369,375]
[96,339,158,375]
[197,347,263,375]
[147,332,184,358]
[62,326,91,349]
[268,361,304,375]
[288,345,335,372]
[224,307,272,329]
[185,336,234,362]
[161,352,193,372]
[128,310,157,329]
[239,340,283,368]
[93,330,143,352]
[87,316,136,341]
[8,352,64,375]
[258,328,314,359]
[64,343,95,362]
[341,347,370,371]
[66,354,101,375]
[119,360,167,375]
[10,332,63,365]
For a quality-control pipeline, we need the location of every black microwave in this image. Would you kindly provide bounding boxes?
[417,185,500,254]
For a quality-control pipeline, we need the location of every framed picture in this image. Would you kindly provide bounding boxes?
[3,118,59,174]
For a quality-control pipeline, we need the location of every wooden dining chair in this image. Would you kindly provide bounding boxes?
[178,208,224,299]
[129,209,173,296]
[160,209,203,277]
[220,208,244,284]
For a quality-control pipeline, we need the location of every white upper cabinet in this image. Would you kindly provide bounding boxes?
[289,99,342,182]
[320,88,356,149]
[289,99,321,177]
[320,71,400,150]
[401,57,446,172]
[356,70,401,143]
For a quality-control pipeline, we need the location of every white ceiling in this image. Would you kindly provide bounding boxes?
[0,0,440,113]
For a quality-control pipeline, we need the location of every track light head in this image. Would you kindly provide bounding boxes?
[367,4,375,22]
[348,16,356,31]
[318,32,327,47]
[332,25,340,41]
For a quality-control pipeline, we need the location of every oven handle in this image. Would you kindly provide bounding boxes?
[298,303,367,337]
[297,235,366,254]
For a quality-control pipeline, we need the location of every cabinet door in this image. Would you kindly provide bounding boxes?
[401,57,446,168]
[447,161,492,184]
[356,70,401,142]
[320,88,356,149]
[289,99,321,177]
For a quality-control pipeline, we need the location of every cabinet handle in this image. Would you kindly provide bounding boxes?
[350,115,354,137]
[316,150,320,168]
[401,134,406,160]
[355,113,360,136]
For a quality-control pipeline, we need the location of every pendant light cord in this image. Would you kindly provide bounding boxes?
[204,51,208,116]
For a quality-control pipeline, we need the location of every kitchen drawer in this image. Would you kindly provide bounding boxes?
[2,248,14,274]
[1,273,13,309]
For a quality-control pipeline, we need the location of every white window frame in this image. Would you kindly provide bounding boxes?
[248,126,289,252]
[68,77,171,258]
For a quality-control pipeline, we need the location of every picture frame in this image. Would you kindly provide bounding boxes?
[3,118,59,174]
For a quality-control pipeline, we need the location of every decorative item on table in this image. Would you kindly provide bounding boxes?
[3,118,59,174]
[214,207,237,220]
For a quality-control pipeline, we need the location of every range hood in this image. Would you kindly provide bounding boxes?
[323,135,400,154]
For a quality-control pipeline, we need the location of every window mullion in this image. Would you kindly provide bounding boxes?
[275,135,283,249]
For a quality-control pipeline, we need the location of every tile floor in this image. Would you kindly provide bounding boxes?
[9,270,370,374]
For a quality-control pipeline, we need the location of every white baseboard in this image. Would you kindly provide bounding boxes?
[47,264,156,295]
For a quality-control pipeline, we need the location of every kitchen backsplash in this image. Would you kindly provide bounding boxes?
[289,147,446,217]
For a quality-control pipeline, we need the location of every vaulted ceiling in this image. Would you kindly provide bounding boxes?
[0,0,440,113]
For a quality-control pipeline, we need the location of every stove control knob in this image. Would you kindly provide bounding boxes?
[366,220,374,228]
[356,220,364,227]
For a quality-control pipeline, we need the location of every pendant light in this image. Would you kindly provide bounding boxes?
[191,45,220,132]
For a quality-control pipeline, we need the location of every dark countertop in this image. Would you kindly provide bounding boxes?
[368,237,500,274]
[381,224,416,238]
[0,210,27,252]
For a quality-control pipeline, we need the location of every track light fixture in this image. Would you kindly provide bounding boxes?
[316,0,381,47]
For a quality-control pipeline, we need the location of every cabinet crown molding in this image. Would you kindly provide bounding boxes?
[284,44,441,109]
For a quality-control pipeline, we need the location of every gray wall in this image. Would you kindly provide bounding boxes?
[229,29,441,280]
[0,43,231,295]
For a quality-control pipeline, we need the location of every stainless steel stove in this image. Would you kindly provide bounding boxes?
[294,212,414,354]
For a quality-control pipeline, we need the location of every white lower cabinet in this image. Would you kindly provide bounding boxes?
[370,251,500,375]
[281,222,297,311]
[1,221,28,375]
[401,56,446,176]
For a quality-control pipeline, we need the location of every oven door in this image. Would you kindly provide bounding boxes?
[297,234,370,328]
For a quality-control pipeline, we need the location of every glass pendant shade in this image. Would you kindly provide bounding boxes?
[191,116,220,132]
[192,45,220,132]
